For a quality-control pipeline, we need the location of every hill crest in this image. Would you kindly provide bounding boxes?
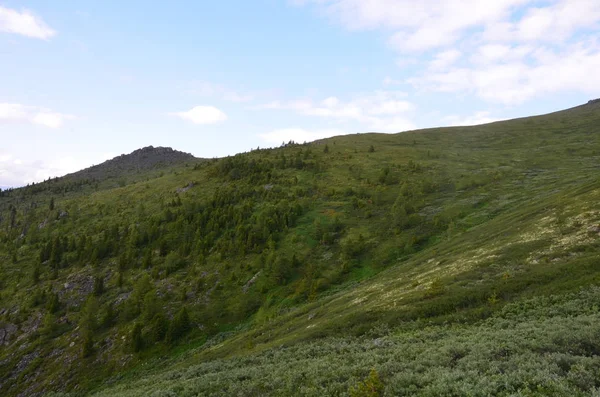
[66,145,196,182]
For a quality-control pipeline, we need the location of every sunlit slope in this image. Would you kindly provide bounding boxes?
[2,101,600,396]
[88,102,600,397]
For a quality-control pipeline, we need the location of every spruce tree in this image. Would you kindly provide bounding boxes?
[93,275,104,296]
[166,307,191,344]
[130,323,143,352]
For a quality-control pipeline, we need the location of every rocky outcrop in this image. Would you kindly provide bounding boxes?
[59,273,96,308]
[243,271,261,293]
[0,322,18,345]
[176,182,195,193]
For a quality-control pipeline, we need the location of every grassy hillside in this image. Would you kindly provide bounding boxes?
[2,101,600,396]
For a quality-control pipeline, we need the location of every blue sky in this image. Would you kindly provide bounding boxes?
[1,0,599,187]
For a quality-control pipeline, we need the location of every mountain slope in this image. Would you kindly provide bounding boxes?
[1,101,600,396]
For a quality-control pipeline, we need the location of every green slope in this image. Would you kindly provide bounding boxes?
[2,101,600,396]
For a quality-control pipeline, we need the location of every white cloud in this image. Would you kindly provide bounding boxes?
[410,42,600,104]
[0,6,56,39]
[32,112,75,129]
[0,103,74,129]
[296,0,532,52]
[0,103,28,119]
[468,44,533,68]
[443,111,500,126]
[473,44,511,63]
[169,106,227,125]
[429,49,462,70]
[295,0,600,105]
[322,96,339,107]
[483,0,600,43]
[302,0,599,51]
[259,128,346,145]
[307,0,600,49]
[256,91,415,131]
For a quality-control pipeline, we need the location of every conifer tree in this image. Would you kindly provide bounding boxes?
[166,306,191,343]
[130,323,143,352]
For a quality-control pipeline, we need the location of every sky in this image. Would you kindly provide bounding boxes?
[1,0,599,188]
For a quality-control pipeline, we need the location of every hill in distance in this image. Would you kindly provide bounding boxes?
[1,101,600,396]
[64,145,196,187]
[71,146,196,181]
[0,146,197,201]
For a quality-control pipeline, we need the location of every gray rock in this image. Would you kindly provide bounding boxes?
[0,323,18,345]
[243,271,261,293]
[176,182,194,193]
[13,351,39,376]
[372,337,392,347]
[114,292,131,306]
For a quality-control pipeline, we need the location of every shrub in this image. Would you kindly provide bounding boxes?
[341,233,368,260]
[349,368,384,397]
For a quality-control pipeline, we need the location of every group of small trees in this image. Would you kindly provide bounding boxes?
[77,274,193,357]
[128,307,191,353]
